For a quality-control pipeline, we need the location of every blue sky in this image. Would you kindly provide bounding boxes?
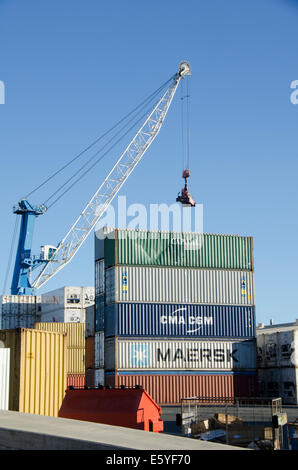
[0,0,297,325]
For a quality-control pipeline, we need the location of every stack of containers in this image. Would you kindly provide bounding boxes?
[40,286,94,323]
[0,295,41,330]
[94,228,257,404]
[85,304,97,386]
[256,321,298,405]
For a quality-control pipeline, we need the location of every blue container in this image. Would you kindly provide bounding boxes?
[103,303,256,338]
[95,294,105,332]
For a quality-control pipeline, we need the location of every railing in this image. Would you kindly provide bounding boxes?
[179,396,283,449]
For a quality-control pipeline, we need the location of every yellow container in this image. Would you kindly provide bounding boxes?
[35,322,85,348]
[0,328,67,417]
[35,322,85,374]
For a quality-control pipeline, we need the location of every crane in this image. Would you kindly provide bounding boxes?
[10,61,191,295]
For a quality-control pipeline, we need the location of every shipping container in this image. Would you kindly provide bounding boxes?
[85,305,95,337]
[257,329,298,368]
[95,368,105,387]
[95,259,105,295]
[1,295,38,315]
[85,336,95,369]
[103,303,256,339]
[95,332,104,369]
[95,228,254,271]
[85,368,105,387]
[35,322,85,374]
[35,322,85,348]
[0,295,41,329]
[0,313,41,330]
[105,266,255,306]
[95,295,105,332]
[40,286,94,314]
[0,349,10,411]
[105,338,256,371]
[105,372,258,405]
[258,367,298,405]
[0,328,67,417]
[67,374,85,388]
[40,307,86,323]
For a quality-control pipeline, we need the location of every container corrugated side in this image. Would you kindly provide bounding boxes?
[104,303,256,338]
[257,329,298,368]
[35,322,85,374]
[105,338,256,371]
[85,305,95,337]
[0,349,10,410]
[105,372,258,405]
[95,295,105,332]
[1,313,40,330]
[0,328,67,417]
[40,308,86,323]
[1,295,39,316]
[105,266,255,306]
[67,374,85,388]
[40,286,94,314]
[85,336,95,369]
[97,228,253,271]
[95,332,104,368]
[35,322,85,348]
[95,259,105,295]
[258,367,298,405]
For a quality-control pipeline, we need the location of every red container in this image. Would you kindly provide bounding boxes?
[58,387,164,433]
[67,374,85,388]
[105,373,258,405]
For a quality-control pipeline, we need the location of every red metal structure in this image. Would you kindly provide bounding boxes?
[58,386,164,433]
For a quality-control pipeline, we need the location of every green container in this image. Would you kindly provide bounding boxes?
[97,229,254,271]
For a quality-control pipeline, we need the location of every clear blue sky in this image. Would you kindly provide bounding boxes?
[0,0,297,325]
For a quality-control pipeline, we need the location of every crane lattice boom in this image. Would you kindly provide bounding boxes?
[32,62,191,290]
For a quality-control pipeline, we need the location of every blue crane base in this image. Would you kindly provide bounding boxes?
[11,199,47,295]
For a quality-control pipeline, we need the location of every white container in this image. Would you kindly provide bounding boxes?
[95,259,105,295]
[0,295,41,329]
[105,338,256,371]
[95,332,104,368]
[257,329,298,368]
[82,287,95,308]
[1,295,38,315]
[105,266,255,306]
[0,348,10,410]
[40,308,86,323]
[258,367,298,405]
[40,286,94,314]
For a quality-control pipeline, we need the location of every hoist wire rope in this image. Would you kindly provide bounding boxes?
[186,76,191,169]
[23,74,175,200]
[180,79,185,172]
